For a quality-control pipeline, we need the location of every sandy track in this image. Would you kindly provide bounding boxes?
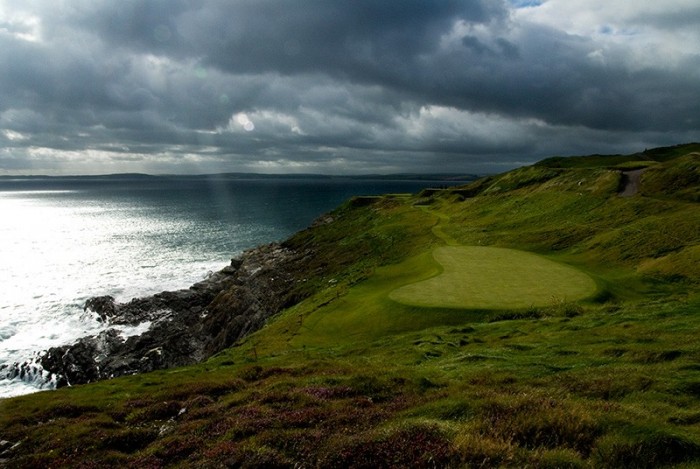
[619,168,645,197]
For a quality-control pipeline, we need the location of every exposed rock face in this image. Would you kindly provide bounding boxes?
[38,243,307,387]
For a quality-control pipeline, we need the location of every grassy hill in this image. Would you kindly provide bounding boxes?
[1,144,699,468]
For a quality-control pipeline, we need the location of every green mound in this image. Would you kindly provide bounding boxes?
[390,246,597,309]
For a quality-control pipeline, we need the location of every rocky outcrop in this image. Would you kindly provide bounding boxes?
[38,243,308,387]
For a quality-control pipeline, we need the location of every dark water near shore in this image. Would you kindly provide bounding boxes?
[0,175,465,396]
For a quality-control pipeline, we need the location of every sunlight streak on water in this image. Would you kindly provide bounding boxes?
[0,188,234,397]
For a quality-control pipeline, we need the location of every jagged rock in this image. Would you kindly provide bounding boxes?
[41,341,100,387]
[226,256,244,271]
[39,243,312,387]
[0,359,53,389]
[201,245,300,355]
[39,328,124,384]
[0,439,20,459]
[84,295,117,321]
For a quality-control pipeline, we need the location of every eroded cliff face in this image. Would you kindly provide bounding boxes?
[39,242,312,387]
[14,197,404,388]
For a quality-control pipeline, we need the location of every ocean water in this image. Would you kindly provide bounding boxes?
[0,175,455,397]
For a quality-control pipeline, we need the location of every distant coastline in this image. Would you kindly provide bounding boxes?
[0,172,481,182]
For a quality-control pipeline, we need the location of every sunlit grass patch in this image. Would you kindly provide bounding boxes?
[390,246,598,309]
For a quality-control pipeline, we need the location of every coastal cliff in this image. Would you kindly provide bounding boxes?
[38,243,308,387]
[35,195,406,387]
[3,193,413,390]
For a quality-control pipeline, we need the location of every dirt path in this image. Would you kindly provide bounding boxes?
[619,168,645,197]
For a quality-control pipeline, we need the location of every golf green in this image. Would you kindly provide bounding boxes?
[389,246,597,309]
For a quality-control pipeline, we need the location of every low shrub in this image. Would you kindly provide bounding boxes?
[34,403,101,422]
[562,373,654,400]
[126,400,183,423]
[453,431,514,467]
[345,374,393,402]
[488,307,545,322]
[631,349,683,364]
[593,430,700,468]
[152,434,204,462]
[102,427,159,453]
[320,423,456,468]
[478,396,601,455]
[160,378,246,400]
[524,448,586,468]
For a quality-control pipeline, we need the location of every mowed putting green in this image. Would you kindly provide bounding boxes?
[390,246,597,309]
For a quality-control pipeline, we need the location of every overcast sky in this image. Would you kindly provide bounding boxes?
[1,0,699,175]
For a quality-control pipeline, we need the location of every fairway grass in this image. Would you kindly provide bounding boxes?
[390,246,598,309]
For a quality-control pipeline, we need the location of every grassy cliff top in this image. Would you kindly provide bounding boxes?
[535,142,700,169]
[1,144,699,468]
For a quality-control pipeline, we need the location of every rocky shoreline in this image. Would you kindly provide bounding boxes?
[6,242,310,389]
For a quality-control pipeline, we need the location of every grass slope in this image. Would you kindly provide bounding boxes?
[0,144,699,468]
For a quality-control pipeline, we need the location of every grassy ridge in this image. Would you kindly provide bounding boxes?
[536,142,700,168]
[1,145,699,467]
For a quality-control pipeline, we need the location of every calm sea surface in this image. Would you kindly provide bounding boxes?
[0,176,457,397]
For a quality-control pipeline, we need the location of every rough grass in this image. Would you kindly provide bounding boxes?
[390,246,597,309]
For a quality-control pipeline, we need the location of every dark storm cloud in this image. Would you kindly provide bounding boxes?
[0,0,698,174]
[78,1,498,71]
